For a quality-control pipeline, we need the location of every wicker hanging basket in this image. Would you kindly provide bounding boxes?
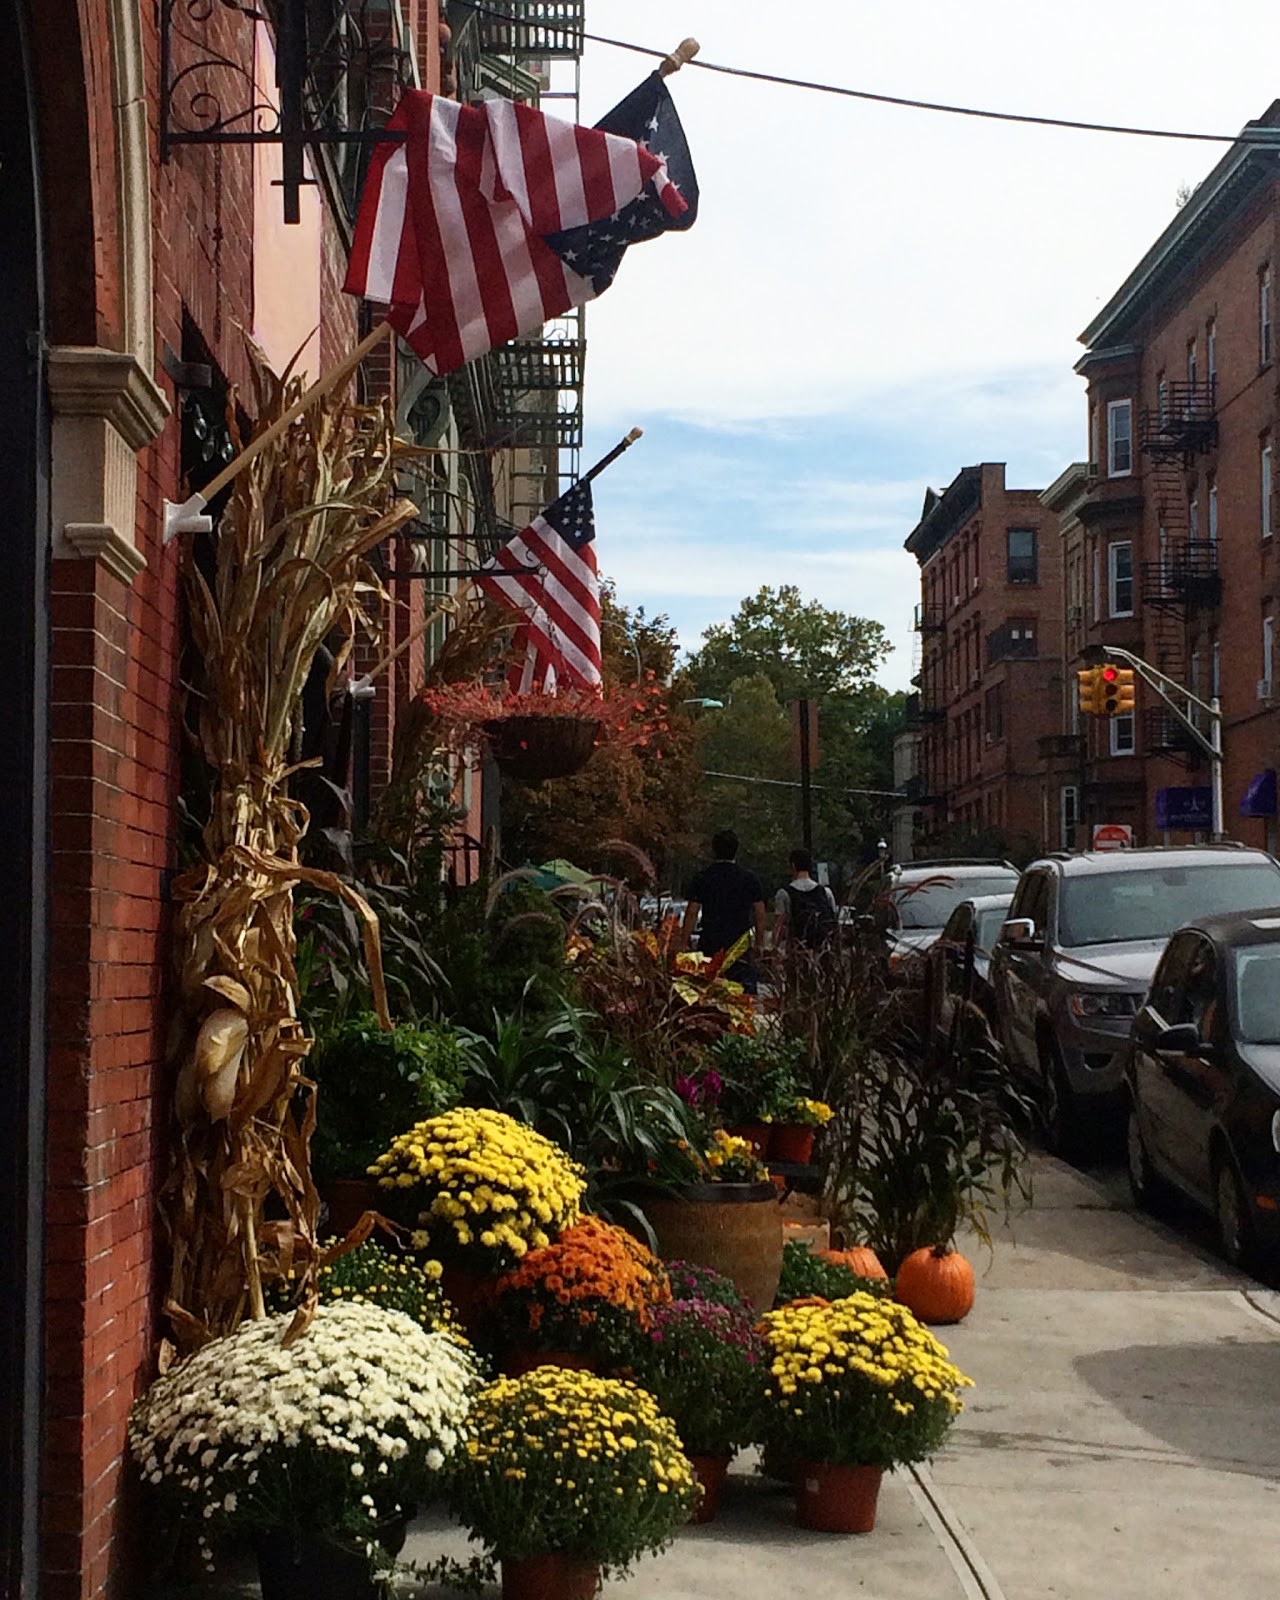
[483,714,602,782]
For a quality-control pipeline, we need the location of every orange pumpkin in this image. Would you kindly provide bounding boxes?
[894,1245,975,1324]
[817,1246,889,1282]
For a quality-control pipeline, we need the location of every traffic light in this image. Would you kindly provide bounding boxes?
[1077,666,1104,715]
[1109,667,1136,715]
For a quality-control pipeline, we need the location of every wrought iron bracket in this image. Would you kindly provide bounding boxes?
[160,0,413,222]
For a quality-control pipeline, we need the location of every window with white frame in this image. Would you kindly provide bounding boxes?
[1187,338,1198,389]
[1059,785,1080,850]
[1208,479,1218,545]
[1157,373,1168,425]
[1189,492,1199,542]
[1110,713,1136,757]
[1107,400,1133,476]
[1092,546,1102,622]
[1158,525,1169,584]
[1264,439,1273,540]
[1108,540,1134,617]
[1207,319,1217,386]
[1263,265,1273,366]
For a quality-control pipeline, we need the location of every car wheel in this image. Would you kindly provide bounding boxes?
[1041,1040,1087,1164]
[1214,1157,1256,1272]
[1126,1102,1170,1215]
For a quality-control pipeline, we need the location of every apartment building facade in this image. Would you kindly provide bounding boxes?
[904,463,1065,856]
[1071,100,1280,847]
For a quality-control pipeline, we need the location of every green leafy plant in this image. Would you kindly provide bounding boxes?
[629,1295,766,1456]
[709,1031,807,1125]
[774,1240,891,1306]
[447,1367,696,1573]
[273,1235,468,1348]
[308,1014,468,1185]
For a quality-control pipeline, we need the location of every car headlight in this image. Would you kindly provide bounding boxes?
[1067,991,1141,1019]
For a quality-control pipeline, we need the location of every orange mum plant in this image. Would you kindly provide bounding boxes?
[490,1216,671,1368]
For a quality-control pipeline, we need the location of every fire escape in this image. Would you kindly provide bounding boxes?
[1137,381,1221,761]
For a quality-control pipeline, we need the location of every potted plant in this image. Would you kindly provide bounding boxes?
[643,1131,783,1313]
[129,1301,480,1598]
[309,1015,468,1234]
[766,1096,835,1165]
[774,1239,891,1307]
[490,1215,671,1374]
[630,1295,766,1522]
[710,1031,808,1157]
[662,1258,744,1308]
[757,1292,972,1533]
[448,1365,696,1598]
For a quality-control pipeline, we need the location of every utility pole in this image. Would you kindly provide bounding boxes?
[1083,645,1225,840]
[797,696,814,856]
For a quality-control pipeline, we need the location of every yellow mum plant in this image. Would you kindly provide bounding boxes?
[758,1291,973,1467]
[369,1108,586,1270]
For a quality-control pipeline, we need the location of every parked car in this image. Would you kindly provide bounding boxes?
[1125,909,1280,1270]
[875,859,1021,980]
[923,893,1015,1038]
[991,846,1280,1158]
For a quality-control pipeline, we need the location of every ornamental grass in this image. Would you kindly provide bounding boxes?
[490,1216,671,1366]
[129,1302,481,1563]
[757,1292,973,1469]
[369,1107,586,1270]
[631,1296,767,1456]
[448,1366,696,1573]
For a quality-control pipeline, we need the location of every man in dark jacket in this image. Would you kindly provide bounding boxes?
[681,829,767,993]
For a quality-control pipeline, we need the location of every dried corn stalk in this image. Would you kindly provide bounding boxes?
[162,356,415,1347]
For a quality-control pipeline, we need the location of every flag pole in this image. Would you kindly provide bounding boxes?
[356,426,646,690]
[164,320,393,542]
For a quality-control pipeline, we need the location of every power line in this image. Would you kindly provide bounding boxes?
[457,3,1280,147]
[705,770,904,798]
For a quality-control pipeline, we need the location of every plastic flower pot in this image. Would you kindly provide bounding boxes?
[795,1462,883,1533]
[726,1123,773,1159]
[687,1452,733,1523]
[501,1553,600,1600]
[769,1125,815,1164]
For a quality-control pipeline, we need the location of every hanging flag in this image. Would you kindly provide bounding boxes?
[343,86,693,376]
[476,480,601,693]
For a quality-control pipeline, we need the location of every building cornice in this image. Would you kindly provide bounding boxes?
[904,465,983,564]
[1040,462,1089,515]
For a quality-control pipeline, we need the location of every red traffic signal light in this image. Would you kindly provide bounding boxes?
[1101,666,1119,683]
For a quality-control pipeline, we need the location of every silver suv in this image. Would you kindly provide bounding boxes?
[991,846,1280,1155]
[875,859,1020,977]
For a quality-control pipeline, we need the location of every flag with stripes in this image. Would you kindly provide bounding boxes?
[343,88,689,376]
[477,480,601,693]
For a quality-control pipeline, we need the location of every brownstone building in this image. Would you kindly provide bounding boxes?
[904,463,1065,856]
[1070,101,1280,847]
[1,4,585,1595]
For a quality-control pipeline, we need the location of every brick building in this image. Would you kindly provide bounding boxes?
[1,3,585,1595]
[904,463,1065,856]
[1070,101,1280,847]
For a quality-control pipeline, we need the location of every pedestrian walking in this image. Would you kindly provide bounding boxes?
[774,848,838,952]
[681,829,767,993]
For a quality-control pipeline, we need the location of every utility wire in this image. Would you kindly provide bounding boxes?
[457,2,1280,147]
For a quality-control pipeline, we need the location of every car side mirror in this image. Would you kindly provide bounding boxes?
[1154,1021,1201,1055]
[1000,917,1040,948]
[1134,1004,1164,1043]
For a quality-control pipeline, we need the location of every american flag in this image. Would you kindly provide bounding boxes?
[343,89,689,376]
[477,481,601,693]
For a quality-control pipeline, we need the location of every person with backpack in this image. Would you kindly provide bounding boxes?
[774,849,838,952]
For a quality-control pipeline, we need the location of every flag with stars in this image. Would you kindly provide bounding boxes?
[476,480,602,694]
[544,73,700,295]
[343,78,696,377]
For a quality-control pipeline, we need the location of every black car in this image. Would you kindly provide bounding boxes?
[1125,908,1280,1269]
[923,893,1014,1039]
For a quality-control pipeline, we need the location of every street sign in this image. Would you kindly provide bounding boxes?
[1091,823,1133,851]
[1154,786,1213,831]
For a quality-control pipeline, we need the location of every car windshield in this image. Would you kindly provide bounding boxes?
[976,906,1013,950]
[1233,947,1280,1044]
[1057,861,1280,947]
[895,875,1018,930]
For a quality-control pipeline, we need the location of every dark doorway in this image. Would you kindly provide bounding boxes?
[0,0,49,1594]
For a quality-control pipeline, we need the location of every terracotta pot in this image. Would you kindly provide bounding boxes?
[643,1183,782,1313]
[484,714,602,782]
[726,1123,772,1159]
[501,1553,600,1600]
[319,1178,381,1241]
[770,1126,816,1164]
[795,1461,883,1533]
[254,1515,409,1600]
[687,1451,733,1523]
[504,1347,596,1378]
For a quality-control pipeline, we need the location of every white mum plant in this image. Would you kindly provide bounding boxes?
[129,1301,480,1556]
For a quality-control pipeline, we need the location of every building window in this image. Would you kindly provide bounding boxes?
[1187,338,1198,389]
[1006,527,1037,584]
[1208,479,1218,545]
[985,683,1004,741]
[1108,540,1134,617]
[1156,372,1168,425]
[1092,545,1102,621]
[1089,404,1101,472]
[1059,785,1080,850]
[1207,319,1217,386]
[1158,525,1169,585]
[1189,492,1199,542]
[1263,265,1273,367]
[1107,399,1133,476]
[1110,713,1136,757]
[1264,439,1273,540]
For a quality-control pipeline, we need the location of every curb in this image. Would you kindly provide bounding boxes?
[906,1464,1007,1600]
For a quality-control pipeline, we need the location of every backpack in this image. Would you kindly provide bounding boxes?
[784,883,838,948]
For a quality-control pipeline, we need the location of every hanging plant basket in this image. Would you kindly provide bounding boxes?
[483,714,603,782]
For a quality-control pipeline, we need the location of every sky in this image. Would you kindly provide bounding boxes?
[565,0,1280,689]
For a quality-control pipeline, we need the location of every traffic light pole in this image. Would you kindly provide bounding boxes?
[1095,646,1225,840]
